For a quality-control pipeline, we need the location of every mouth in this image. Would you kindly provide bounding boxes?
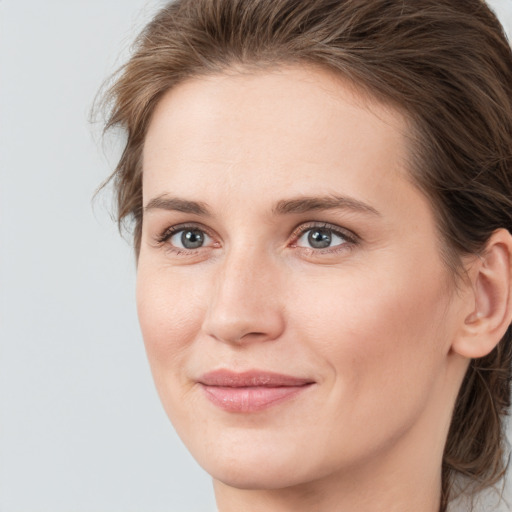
[197,370,315,413]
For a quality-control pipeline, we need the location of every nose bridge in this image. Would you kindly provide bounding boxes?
[203,242,285,344]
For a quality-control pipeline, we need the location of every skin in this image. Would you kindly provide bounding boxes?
[137,65,483,512]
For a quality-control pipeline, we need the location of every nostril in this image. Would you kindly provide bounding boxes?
[203,309,285,345]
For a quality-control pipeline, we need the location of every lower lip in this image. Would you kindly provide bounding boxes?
[201,384,312,412]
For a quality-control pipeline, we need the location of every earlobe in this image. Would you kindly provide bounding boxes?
[452,229,512,359]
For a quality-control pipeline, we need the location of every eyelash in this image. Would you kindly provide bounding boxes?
[156,223,217,255]
[290,222,358,254]
[155,222,358,256]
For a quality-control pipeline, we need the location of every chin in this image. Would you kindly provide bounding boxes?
[206,458,309,491]
[190,433,334,491]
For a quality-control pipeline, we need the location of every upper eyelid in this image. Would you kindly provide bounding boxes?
[290,222,358,243]
[158,222,216,241]
[155,220,358,247]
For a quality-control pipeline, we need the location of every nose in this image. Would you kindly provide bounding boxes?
[202,247,286,345]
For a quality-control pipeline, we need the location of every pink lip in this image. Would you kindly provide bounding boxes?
[198,370,315,413]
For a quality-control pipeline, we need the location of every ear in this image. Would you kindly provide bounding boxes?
[452,228,512,359]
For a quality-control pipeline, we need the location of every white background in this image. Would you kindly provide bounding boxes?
[1,1,511,511]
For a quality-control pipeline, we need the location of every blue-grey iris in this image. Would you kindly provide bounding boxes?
[182,230,204,249]
[308,229,331,248]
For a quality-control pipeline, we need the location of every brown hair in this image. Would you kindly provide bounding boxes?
[101,0,512,509]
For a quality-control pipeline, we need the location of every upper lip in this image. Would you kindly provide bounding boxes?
[198,369,314,387]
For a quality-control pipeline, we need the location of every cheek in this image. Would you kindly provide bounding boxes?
[136,263,207,391]
[293,259,453,420]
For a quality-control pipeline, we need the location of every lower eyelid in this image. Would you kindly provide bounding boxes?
[294,240,357,259]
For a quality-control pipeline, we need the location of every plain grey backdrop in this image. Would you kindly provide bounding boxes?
[1,1,512,511]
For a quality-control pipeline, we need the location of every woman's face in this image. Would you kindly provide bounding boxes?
[138,66,467,490]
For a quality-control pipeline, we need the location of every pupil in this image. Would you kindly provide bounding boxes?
[308,229,331,248]
[181,230,204,249]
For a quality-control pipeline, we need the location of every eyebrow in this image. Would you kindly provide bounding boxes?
[144,195,211,216]
[272,195,381,216]
[143,194,380,217]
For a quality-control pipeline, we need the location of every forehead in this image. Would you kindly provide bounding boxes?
[142,65,412,210]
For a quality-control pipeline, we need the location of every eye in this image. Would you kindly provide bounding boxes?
[157,225,215,252]
[169,228,212,249]
[295,226,350,250]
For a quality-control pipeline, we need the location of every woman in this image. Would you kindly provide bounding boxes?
[101,1,512,510]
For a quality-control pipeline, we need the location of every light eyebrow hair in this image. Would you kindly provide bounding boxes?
[272,195,381,216]
[144,195,211,216]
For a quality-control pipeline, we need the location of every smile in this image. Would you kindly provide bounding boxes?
[198,370,315,413]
